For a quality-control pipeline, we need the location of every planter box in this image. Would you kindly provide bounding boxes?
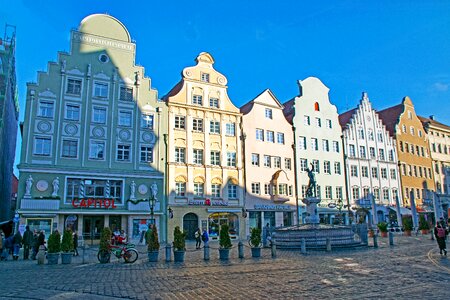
[251,247,261,258]
[173,250,185,262]
[219,248,230,260]
[147,250,159,262]
[421,229,429,235]
[61,252,72,264]
[380,232,388,238]
[47,253,60,265]
[404,230,412,236]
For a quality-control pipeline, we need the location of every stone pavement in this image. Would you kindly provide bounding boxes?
[0,234,449,299]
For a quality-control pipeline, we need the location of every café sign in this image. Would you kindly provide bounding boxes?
[254,205,292,211]
[188,199,228,206]
[72,198,118,209]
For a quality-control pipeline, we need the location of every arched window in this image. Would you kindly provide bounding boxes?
[314,102,320,111]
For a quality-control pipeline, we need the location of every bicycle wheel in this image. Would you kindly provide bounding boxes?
[97,250,111,263]
[123,249,138,263]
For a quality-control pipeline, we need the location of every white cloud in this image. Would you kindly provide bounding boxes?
[432,82,449,92]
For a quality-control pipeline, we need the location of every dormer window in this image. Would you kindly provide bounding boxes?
[201,73,210,82]
[265,108,273,119]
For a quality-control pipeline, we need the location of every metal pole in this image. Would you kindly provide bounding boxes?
[271,241,276,258]
[238,241,244,259]
[388,231,394,246]
[373,234,378,248]
[204,244,210,261]
[301,238,306,254]
[326,238,331,252]
[165,243,172,262]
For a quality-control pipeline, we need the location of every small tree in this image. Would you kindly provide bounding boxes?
[99,227,112,252]
[146,225,160,251]
[173,226,186,251]
[249,227,262,247]
[61,229,74,252]
[47,231,61,253]
[418,215,430,230]
[377,222,388,233]
[402,216,413,231]
[219,224,232,249]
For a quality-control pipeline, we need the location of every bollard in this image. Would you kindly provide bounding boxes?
[204,243,210,261]
[165,244,172,262]
[271,241,276,258]
[326,238,331,252]
[37,245,45,265]
[82,243,85,264]
[301,238,307,254]
[373,234,378,248]
[238,241,244,259]
[430,230,434,241]
[389,231,394,246]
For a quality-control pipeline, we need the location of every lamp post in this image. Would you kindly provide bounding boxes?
[149,194,156,225]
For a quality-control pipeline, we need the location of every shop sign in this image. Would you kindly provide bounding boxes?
[254,204,292,211]
[188,199,228,206]
[72,198,118,209]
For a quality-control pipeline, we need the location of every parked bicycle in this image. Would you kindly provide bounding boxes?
[97,242,138,263]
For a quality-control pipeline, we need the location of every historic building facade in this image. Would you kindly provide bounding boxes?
[419,115,450,218]
[339,93,402,222]
[0,25,19,223]
[17,14,167,242]
[163,52,245,241]
[378,97,435,209]
[284,77,348,224]
[240,89,297,233]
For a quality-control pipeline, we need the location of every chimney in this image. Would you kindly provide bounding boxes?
[429,115,435,120]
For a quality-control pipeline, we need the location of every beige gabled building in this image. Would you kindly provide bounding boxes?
[163,52,245,241]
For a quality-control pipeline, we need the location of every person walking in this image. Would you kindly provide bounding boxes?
[73,231,79,256]
[12,231,22,260]
[22,226,33,260]
[37,230,45,249]
[434,223,448,256]
[201,229,209,246]
[31,230,39,260]
[195,228,202,249]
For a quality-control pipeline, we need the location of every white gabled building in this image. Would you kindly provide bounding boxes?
[284,77,348,224]
[339,92,402,222]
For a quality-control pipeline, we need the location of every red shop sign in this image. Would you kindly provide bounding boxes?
[72,198,118,209]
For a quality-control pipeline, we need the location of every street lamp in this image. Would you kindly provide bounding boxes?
[149,194,156,225]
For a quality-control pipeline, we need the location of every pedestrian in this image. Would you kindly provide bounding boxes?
[73,230,79,256]
[12,231,22,260]
[31,229,39,260]
[22,226,33,260]
[434,223,448,256]
[201,229,209,246]
[195,228,202,249]
[38,230,45,249]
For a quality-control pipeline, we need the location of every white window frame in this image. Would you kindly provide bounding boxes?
[93,82,109,98]
[193,118,204,132]
[118,110,133,127]
[92,107,107,124]
[119,85,133,101]
[210,151,220,166]
[89,140,105,160]
[61,139,78,159]
[34,136,52,156]
[116,144,131,162]
[209,97,219,108]
[277,132,285,144]
[140,145,154,163]
[65,104,80,121]
[174,115,185,130]
[256,129,264,141]
[192,94,203,105]
[251,153,259,166]
[175,147,186,163]
[193,149,204,165]
[141,114,154,129]
[66,78,82,95]
[38,100,54,118]
[265,108,273,119]
[226,123,236,136]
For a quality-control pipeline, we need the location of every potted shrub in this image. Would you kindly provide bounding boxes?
[377,222,388,238]
[219,224,232,260]
[146,225,160,262]
[173,226,186,262]
[98,227,112,264]
[418,215,430,234]
[249,227,262,258]
[60,229,74,264]
[402,216,413,236]
[47,231,61,265]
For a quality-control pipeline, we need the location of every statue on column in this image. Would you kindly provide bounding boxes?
[52,177,60,197]
[151,183,158,200]
[130,181,136,200]
[25,175,33,197]
[305,164,317,198]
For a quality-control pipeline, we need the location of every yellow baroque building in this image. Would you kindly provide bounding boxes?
[163,52,245,242]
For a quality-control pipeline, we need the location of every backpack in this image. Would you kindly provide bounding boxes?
[201,232,208,242]
[194,231,200,239]
[437,227,446,238]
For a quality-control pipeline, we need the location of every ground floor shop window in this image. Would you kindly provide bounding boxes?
[283,212,293,226]
[263,211,276,227]
[109,216,121,232]
[64,215,78,231]
[27,218,52,239]
[83,216,104,240]
[132,219,153,242]
[249,211,262,230]
[208,213,239,239]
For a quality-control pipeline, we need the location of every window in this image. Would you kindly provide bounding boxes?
[350,165,358,177]
[383,189,390,201]
[141,114,154,129]
[368,129,374,141]
[359,146,366,158]
[266,131,275,143]
[371,167,378,179]
[140,146,153,163]
[432,143,436,152]
[211,184,221,198]
[256,129,264,141]
[278,184,287,195]
[210,121,220,134]
[193,149,204,164]
[390,169,397,180]
[349,145,356,157]
[193,119,204,132]
[336,187,343,200]
[332,141,339,153]
[228,184,237,199]
[285,158,291,170]
[316,185,321,198]
[299,136,307,150]
[251,183,260,194]
[301,185,308,198]
[274,156,281,168]
[334,162,341,174]
[315,117,321,128]
[323,140,330,152]
[118,111,132,127]
[209,97,219,108]
[388,150,394,161]
[326,119,332,129]
[400,141,404,152]
[358,128,364,139]
[62,140,77,158]
[377,131,383,142]
[402,125,406,133]
[194,183,204,197]
[65,104,80,121]
[410,126,415,136]
[352,186,360,200]
[175,147,186,163]
[226,123,236,136]
[361,166,368,177]
[227,152,236,167]
[93,82,108,98]
[277,133,285,144]
[419,167,423,178]
[369,147,376,159]
[410,144,414,154]
[117,144,131,161]
[211,151,220,166]
[300,158,308,171]
[405,143,409,153]
[89,141,105,160]
[93,107,106,124]
[416,145,420,156]
[324,161,331,174]
[374,188,380,201]
[408,111,412,119]
[175,183,186,197]
[325,186,332,199]
[192,94,203,105]
[311,138,318,151]
[264,155,271,167]
[418,130,423,137]
[381,168,387,179]
[201,73,210,82]
[265,108,273,119]
[175,116,185,129]
[378,149,385,161]
[38,101,54,118]
[66,178,122,203]
[264,184,271,195]
[34,137,51,156]
[67,78,82,95]
[312,160,320,173]
[251,153,259,166]
[304,115,310,125]
[119,86,133,101]
[363,187,370,199]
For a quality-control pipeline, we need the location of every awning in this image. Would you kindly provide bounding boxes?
[207,208,243,213]
[389,206,411,215]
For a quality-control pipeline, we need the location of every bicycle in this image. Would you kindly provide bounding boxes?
[97,242,138,264]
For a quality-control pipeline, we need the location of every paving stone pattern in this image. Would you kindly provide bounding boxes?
[0,235,449,299]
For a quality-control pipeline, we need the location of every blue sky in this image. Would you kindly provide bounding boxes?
[2,0,450,174]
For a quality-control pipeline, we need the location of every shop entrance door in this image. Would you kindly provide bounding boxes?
[83,216,104,241]
[183,213,198,240]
